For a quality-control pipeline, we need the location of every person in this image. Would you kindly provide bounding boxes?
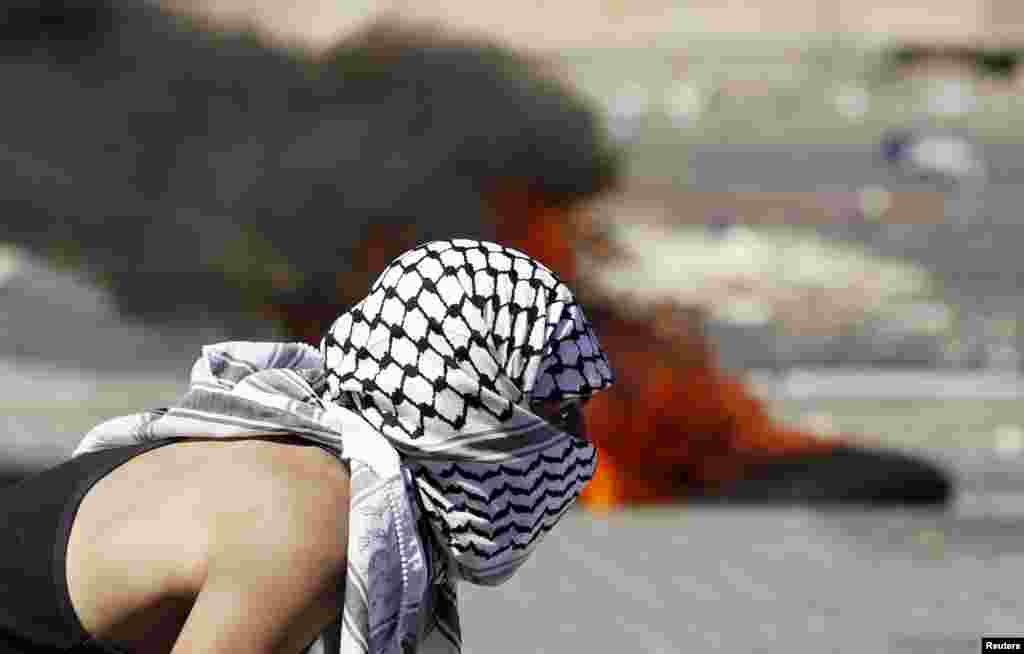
[0,239,614,654]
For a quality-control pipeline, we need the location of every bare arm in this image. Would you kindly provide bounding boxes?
[171,453,350,654]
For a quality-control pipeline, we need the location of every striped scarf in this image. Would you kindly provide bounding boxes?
[74,239,614,653]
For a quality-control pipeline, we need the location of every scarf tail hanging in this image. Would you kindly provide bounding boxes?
[74,240,615,654]
[75,342,433,654]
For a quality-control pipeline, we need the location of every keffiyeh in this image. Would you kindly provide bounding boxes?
[73,239,614,653]
[322,239,614,584]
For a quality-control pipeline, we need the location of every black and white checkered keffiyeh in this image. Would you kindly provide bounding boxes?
[74,239,614,654]
[322,239,614,584]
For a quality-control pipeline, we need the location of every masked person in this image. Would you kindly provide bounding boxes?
[0,240,613,654]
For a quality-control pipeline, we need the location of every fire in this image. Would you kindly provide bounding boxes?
[488,188,846,510]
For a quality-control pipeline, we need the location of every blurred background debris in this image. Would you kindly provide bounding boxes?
[4,1,1024,651]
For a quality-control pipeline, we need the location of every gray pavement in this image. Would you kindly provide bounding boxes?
[462,503,1020,654]
[3,362,1024,653]
[459,365,1024,653]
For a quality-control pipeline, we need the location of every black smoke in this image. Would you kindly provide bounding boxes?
[0,3,621,326]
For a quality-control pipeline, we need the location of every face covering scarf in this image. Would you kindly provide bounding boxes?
[73,239,614,654]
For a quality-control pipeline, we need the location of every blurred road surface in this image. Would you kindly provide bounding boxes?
[461,501,1018,654]
[1,361,1023,653]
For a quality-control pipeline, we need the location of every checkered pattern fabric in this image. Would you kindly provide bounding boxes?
[322,239,614,582]
[323,239,613,443]
[73,240,614,653]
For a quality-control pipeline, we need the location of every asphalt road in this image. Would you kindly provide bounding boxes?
[461,496,1023,654]
[2,362,1023,653]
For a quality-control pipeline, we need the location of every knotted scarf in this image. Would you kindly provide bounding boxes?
[74,239,614,653]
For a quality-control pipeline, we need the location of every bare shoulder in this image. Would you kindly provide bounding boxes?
[202,439,352,567]
[183,439,352,654]
[68,439,351,654]
[82,437,351,557]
